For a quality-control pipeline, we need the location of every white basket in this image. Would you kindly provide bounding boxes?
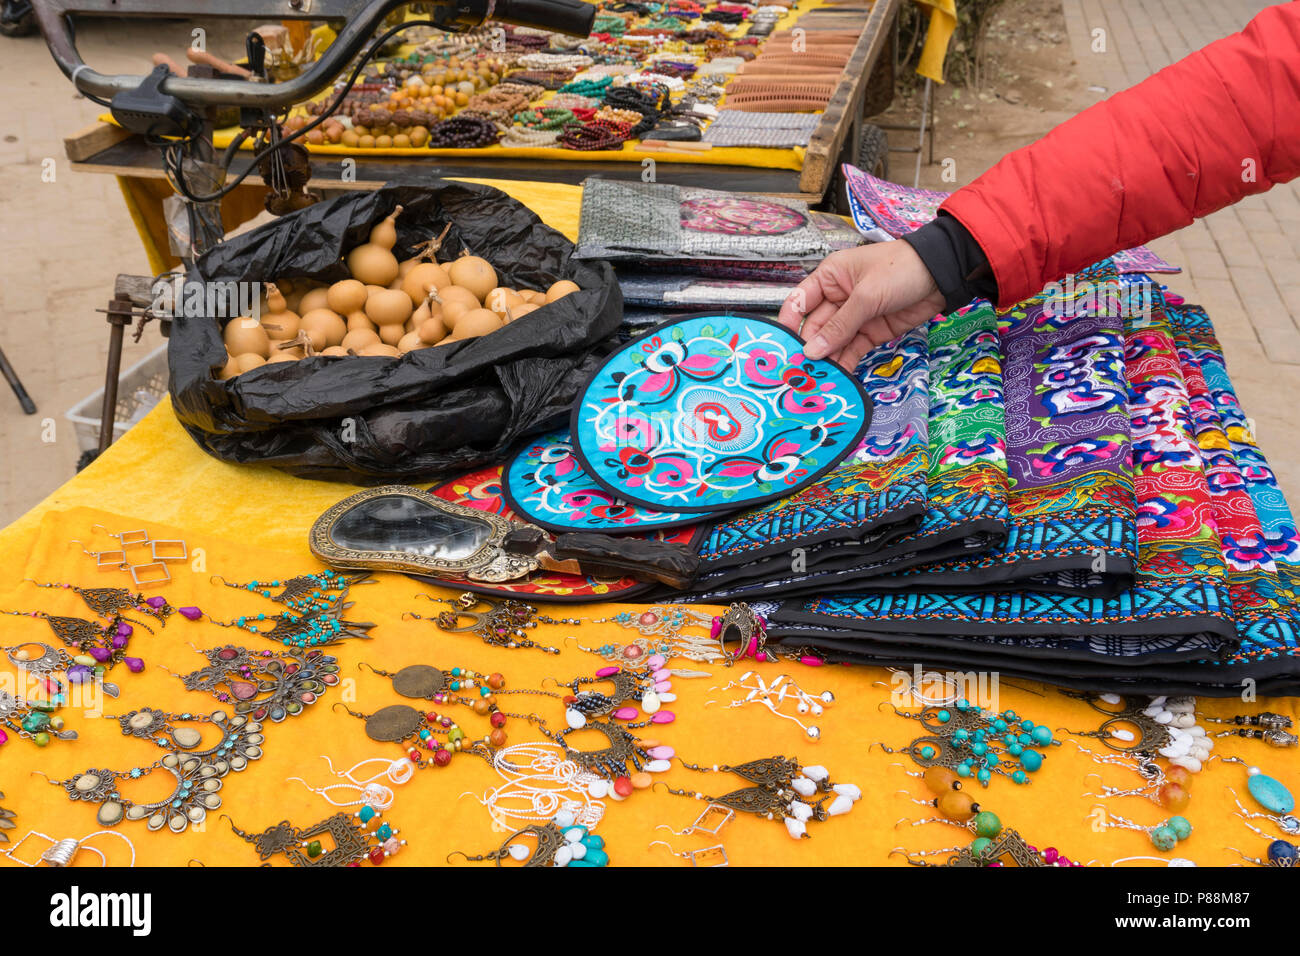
[65,343,170,454]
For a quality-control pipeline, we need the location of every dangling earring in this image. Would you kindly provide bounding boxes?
[709,671,832,740]
[223,812,405,867]
[1220,758,1299,836]
[1199,710,1296,748]
[69,538,128,572]
[549,660,678,729]
[536,718,669,796]
[207,572,375,647]
[891,822,1072,868]
[0,687,76,747]
[1080,766,1194,814]
[4,639,121,699]
[1091,807,1193,851]
[211,570,371,610]
[0,610,145,675]
[83,524,186,587]
[467,742,608,832]
[586,605,723,663]
[877,697,1057,787]
[1063,692,1212,773]
[655,802,734,837]
[1229,841,1298,867]
[24,579,192,626]
[659,757,860,839]
[408,593,562,654]
[448,814,609,868]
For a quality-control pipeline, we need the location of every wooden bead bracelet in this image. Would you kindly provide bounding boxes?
[426,116,502,148]
[559,119,632,150]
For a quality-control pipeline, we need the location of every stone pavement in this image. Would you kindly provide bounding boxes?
[1,5,1299,527]
[0,19,257,527]
[1060,0,1300,502]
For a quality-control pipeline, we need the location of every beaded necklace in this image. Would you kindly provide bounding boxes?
[506,68,576,89]
[516,52,593,71]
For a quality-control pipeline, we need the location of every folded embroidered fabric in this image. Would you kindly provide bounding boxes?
[766,290,1300,695]
[680,300,1010,600]
[683,325,931,591]
[857,260,1137,597]
[840,163,1180,275]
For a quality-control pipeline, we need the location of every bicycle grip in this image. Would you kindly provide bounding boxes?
[492,0,595,37]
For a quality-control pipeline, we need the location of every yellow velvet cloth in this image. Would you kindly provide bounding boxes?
[2,180,1295,869]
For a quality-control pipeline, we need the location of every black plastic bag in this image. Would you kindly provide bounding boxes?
[168,181,622,483]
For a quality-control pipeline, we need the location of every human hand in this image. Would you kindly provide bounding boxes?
[778,240,946,370]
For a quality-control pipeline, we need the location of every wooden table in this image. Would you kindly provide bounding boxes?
[64,0,900,272]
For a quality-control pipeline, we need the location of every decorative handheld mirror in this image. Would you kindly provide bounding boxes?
[309,486,700,590]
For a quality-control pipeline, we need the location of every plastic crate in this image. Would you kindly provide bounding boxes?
[65,344,169,454]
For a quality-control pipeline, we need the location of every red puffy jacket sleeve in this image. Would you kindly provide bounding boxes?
[940,2,1300,309]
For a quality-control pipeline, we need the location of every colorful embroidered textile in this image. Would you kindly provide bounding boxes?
[840,164,1179,275]
[570,314,872,513]
[766,293,1293,695]
[860,261,1137,594]
[678,300,1008,600]
[684,325,930,583]
[1168,304,1300,685]
[504,429,699,533]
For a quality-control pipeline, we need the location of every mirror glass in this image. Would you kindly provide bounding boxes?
[329,494,492,562]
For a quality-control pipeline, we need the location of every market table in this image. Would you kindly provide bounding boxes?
[2,178,1293,869]
[61,0,904,273]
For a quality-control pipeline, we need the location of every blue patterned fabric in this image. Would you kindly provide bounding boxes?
[570,314,872,514]
[503,429,698,533]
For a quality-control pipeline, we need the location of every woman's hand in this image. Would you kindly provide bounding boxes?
[778,240,946,370]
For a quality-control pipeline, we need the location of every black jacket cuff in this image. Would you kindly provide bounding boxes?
[900,213,999,313]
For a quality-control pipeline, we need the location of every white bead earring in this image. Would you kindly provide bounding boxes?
[707,672,833,740]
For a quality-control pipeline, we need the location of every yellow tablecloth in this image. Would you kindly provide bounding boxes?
[2,179,1295,868]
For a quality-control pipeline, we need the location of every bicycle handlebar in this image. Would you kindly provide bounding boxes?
[33,0,595,109]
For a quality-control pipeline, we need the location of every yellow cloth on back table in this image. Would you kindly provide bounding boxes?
[1,179,1294,867]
